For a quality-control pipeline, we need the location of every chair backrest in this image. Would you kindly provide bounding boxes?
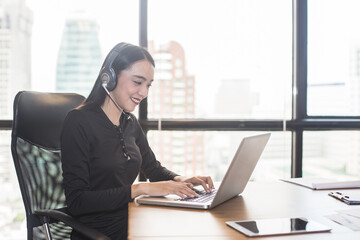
[11,91,85,239]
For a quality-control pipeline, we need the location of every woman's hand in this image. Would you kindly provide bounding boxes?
[173,175,215,193]
[131,180,198,199]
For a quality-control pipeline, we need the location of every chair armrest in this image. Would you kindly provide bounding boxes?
[35,209,110,240]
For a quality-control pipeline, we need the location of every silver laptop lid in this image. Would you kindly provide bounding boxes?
[210,133,270,208]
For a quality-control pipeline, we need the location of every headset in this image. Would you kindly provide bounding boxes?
[100,43,126,91]
[100,43,132,121]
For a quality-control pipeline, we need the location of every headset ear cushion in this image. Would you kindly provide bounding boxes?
[106,67,117,91]
[101,67,117,91]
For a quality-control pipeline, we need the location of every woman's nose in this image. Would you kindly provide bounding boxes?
[138,85,148,97]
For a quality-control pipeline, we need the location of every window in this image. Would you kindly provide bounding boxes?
[308,0,360,116]
[0,0,139,237]
[0,130,25,236]
[148,131,291,181]
[28,0,139,99]
[147,0,292,120]
[304,0,360,180]
[303,131,360,178]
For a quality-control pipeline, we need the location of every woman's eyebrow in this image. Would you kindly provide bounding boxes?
[133,75,153,82]
[132,75,147,81]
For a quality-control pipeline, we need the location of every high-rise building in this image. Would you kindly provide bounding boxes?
[0,0,32,119]
[147,41,205,176]
[0,0,32,236]
[0,0,32,184]
[56,12,102,97]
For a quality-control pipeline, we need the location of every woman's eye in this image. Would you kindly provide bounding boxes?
[147,84,152,89]
[133,81,141,85]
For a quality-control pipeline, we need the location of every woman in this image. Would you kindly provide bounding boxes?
[60,42,214,240]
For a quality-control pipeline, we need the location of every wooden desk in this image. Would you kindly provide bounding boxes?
[129,181,360,239]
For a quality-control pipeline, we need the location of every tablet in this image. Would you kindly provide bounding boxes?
[226,217,331,237]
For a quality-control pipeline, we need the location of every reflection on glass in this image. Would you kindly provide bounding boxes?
[237,221,260,233]
[235,218,309,234]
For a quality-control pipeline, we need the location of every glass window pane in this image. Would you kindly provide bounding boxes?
[303,131,360,178]
[0,130,26,237]
[308,0,360,116]
[147,0,292,119]
[147,131,291,181]
[0,0,139,119]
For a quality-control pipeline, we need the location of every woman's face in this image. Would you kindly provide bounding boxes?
[112,59,154,112]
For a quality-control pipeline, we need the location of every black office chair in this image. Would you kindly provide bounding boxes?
[11,91,110,240]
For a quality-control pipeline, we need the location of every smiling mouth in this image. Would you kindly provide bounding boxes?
[131,97,141,105]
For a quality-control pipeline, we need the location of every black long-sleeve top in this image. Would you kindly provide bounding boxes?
[60,104,178,239]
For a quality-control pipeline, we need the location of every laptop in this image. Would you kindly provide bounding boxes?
[136,133,271,209]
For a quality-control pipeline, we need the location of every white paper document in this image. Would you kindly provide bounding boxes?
[327,208,360,231]
[280,177,360,190]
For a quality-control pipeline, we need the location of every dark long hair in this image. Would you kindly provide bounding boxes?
[82,42,155,108]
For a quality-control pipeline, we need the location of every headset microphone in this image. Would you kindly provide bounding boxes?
[101,82,132,121]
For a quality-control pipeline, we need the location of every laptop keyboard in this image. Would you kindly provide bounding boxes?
[180,190,217,203]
